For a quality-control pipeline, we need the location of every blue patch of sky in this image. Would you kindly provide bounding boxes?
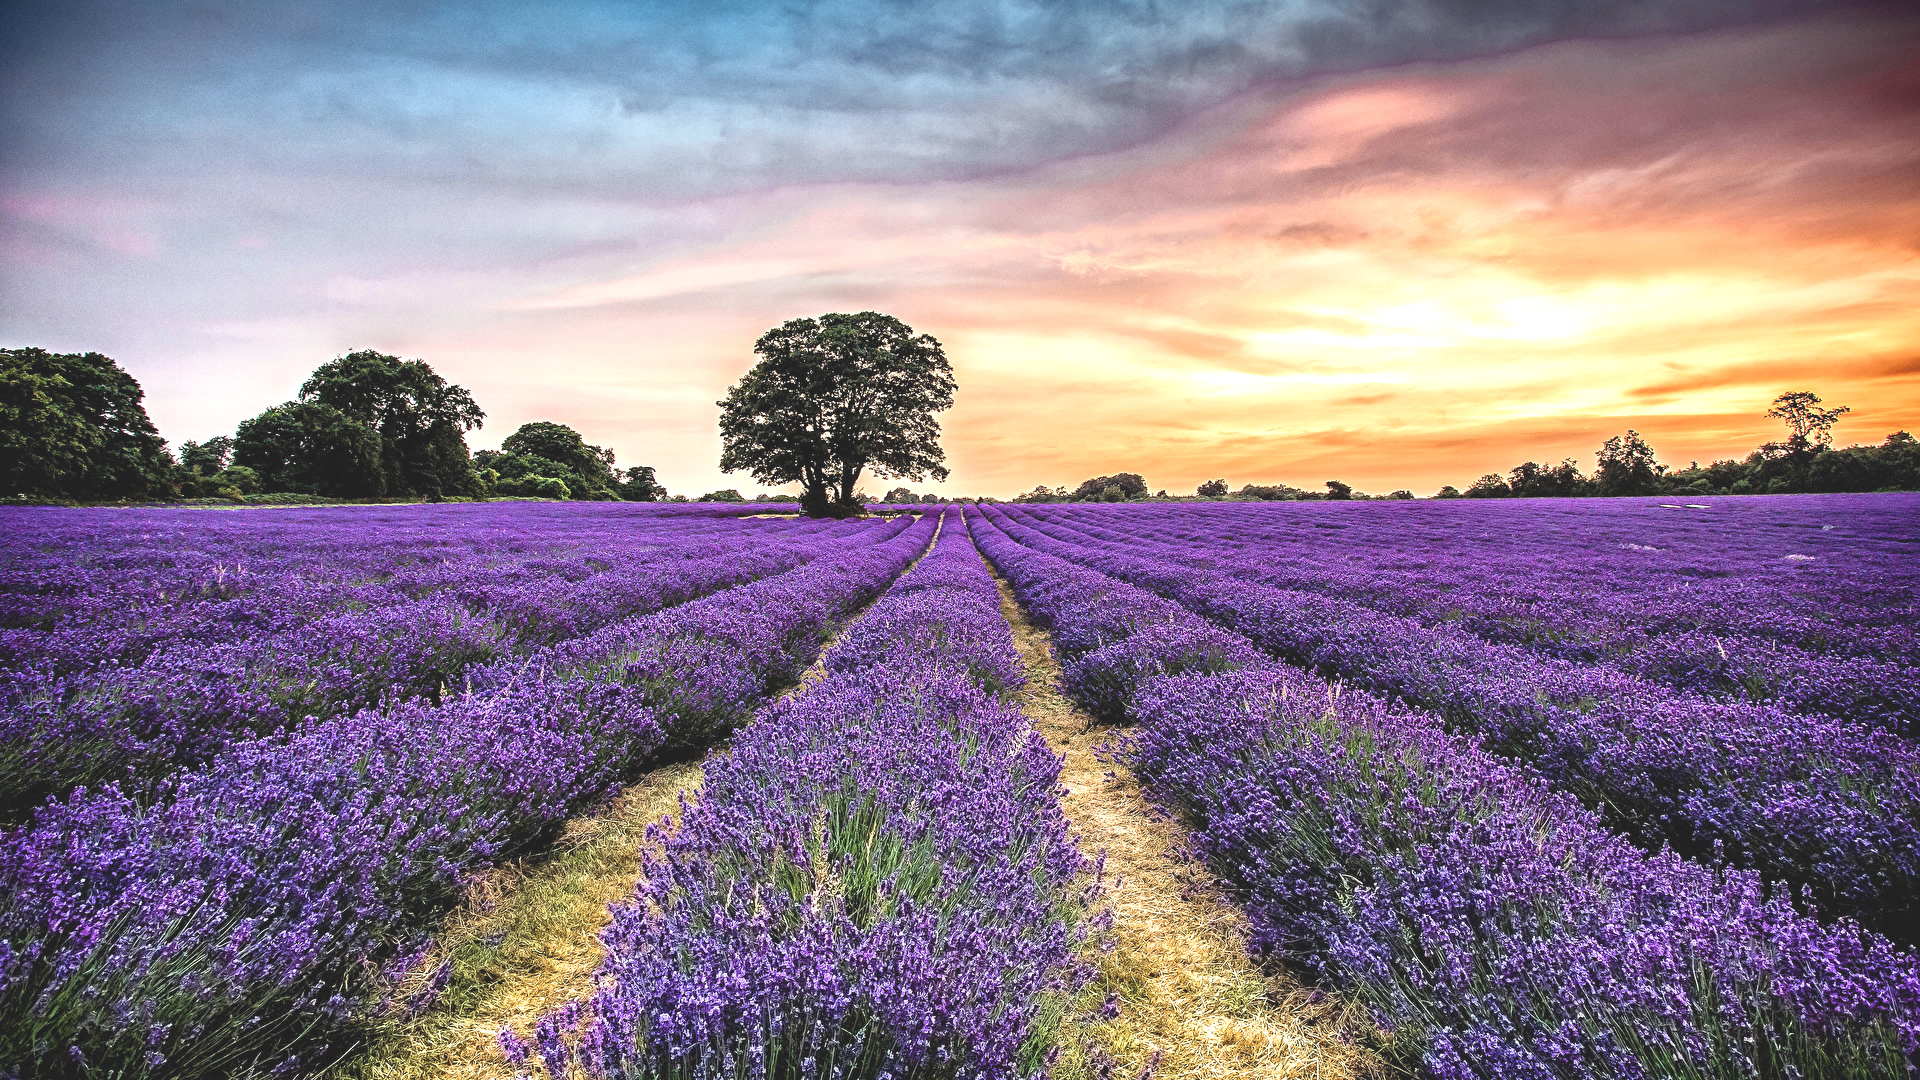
[3,0,1854,198]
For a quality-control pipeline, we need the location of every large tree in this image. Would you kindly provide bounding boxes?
[0,347,172,499]
[618,465,666,502]
[1766,391,1849,454]
[717,312,955,517]
[233,401,386,497]
[300,350,484,497]
[1594,429,1665,496]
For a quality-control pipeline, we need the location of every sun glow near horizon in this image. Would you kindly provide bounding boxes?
[3,6,1917,497]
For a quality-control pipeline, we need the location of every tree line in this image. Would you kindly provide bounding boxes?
[8,336,1913,509]
[1014,393,1916,503]
[1438,393,1916,499]
[1,347,668,503]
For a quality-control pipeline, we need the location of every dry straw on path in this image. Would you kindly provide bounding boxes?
[330,758,703,1080]
[989,571,1387,1080]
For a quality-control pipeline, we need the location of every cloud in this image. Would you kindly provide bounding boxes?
[1,0,1875,200]
[1,3,1914,497]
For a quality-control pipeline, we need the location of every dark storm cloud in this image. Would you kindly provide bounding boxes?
[0,0,1870,198]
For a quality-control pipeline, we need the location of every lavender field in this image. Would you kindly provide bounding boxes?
[3,496,1918,1079]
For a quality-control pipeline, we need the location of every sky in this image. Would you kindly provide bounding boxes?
[3,0,1916,498]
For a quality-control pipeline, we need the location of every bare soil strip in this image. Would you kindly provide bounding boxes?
[988,572,1386,1080]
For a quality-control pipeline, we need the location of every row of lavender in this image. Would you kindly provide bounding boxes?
[0,508,937,1078]
[2,504,767,671]
[1,506,863,818]
[1031,497,1920,732]
[984,503,1920,942]
[512,509,1095,1079]
[967,505,1920,1078]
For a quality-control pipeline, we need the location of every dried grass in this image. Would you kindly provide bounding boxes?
[329,515,947,1079]
[325,760,703,1080]
[990,572,1393,1080]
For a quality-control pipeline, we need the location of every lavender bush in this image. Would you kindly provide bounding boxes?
[0,508,936,1078]
[513,510,1095,1079]
[1129,670,1920,1080]
[969,504,1920,1077]
[980,502,1920,941]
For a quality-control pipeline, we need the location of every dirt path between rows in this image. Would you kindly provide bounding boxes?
[333,513,944,1080]
[332,758,704,1080]
[990,572,1383,1080]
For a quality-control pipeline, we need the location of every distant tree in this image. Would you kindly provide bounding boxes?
[1325,480,1353,500]
[300,350,484,497]
[718,312,955,517]
[1508,457,1588,498]
[1433,485,1463,499]
[1386,489,1415,500]
[1196,478,1228,497]
[618,465,667,502]
[1014,484,1065,503]
[1073,473,1147,500]
[1766,391,1849,454]
[173,436,268,498]
[0,347,173,500]
[1237,483,1309,501]
[1594,430,1665,496]
[884,486,916,503]
[698,488,746,503]
[234,401,386,497]
[178,436,234,476]
[1465,473,1512,498]
[214,464,262,497]
[496,421,619,500]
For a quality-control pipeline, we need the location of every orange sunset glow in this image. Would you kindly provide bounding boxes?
[5,3,1917,496]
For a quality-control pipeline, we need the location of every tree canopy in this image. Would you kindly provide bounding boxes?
[1766,391,1849,454]
[1072,473,1148,500]
[618,465,667,502]
[233,401,386,498]
[300,350,484,498]
[718,312,955,517]
[485,420,621,500]
[1594,429,1665,496]
[1,348,172,499]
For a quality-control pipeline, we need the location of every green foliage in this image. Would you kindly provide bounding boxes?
[696,488,745,503]
[472,421,635,502]
[233,401,387,497]
[1593,429,1665,497]
[1434,485,1463,499]
[498,421,620,499]
[300,350,484,497]
[1766,390,1849,453]
[1071,473,1147,500]
[1441,394,1914,498]
[619,465,667,502]
[1508,458,1588,497]
[172,436,263,498]
[1465,473,1511,498]
[0,347,173,499]
[1234,482,1312,501]
[1324,479,1353,500]
[718,311,955,517]
[177,436,233,476]
[1195,478,1227,497]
